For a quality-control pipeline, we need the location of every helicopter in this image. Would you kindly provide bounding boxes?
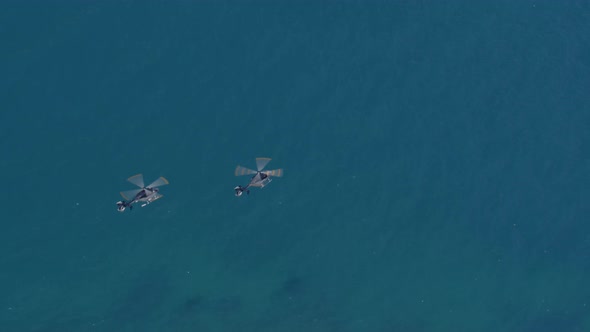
[116,174,169,212]
[234,157,283,196]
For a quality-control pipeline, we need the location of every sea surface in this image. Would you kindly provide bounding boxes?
[1,1,589,331]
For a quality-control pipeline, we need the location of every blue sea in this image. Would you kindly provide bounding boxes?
[1,1,589,331]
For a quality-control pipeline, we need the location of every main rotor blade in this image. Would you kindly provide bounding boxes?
[147,176,169,188]
[255,157,271,171]
[127,174,144,188]
[235,165,257,176]
[262,168,283,177]
[120,189,142,200]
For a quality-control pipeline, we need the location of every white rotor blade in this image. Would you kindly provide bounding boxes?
[147,176,169,188]
[256,157,271,171]
[235,165,257,176]
[120,189,142,200]
[262,168,283,177]
[127,174,144,188]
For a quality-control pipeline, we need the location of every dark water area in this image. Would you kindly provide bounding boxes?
[1,1,589,331]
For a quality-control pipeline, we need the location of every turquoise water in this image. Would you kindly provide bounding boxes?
[1,2,589,331]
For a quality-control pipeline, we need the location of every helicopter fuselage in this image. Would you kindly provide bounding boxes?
[248,172,272,188]
[117,174,168,211]
[130,188,158,204]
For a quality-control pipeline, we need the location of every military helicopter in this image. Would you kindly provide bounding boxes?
[234,157,283,196]
[116,174,169,212]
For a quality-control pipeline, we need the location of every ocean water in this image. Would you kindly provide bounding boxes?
[1,1,589,331]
